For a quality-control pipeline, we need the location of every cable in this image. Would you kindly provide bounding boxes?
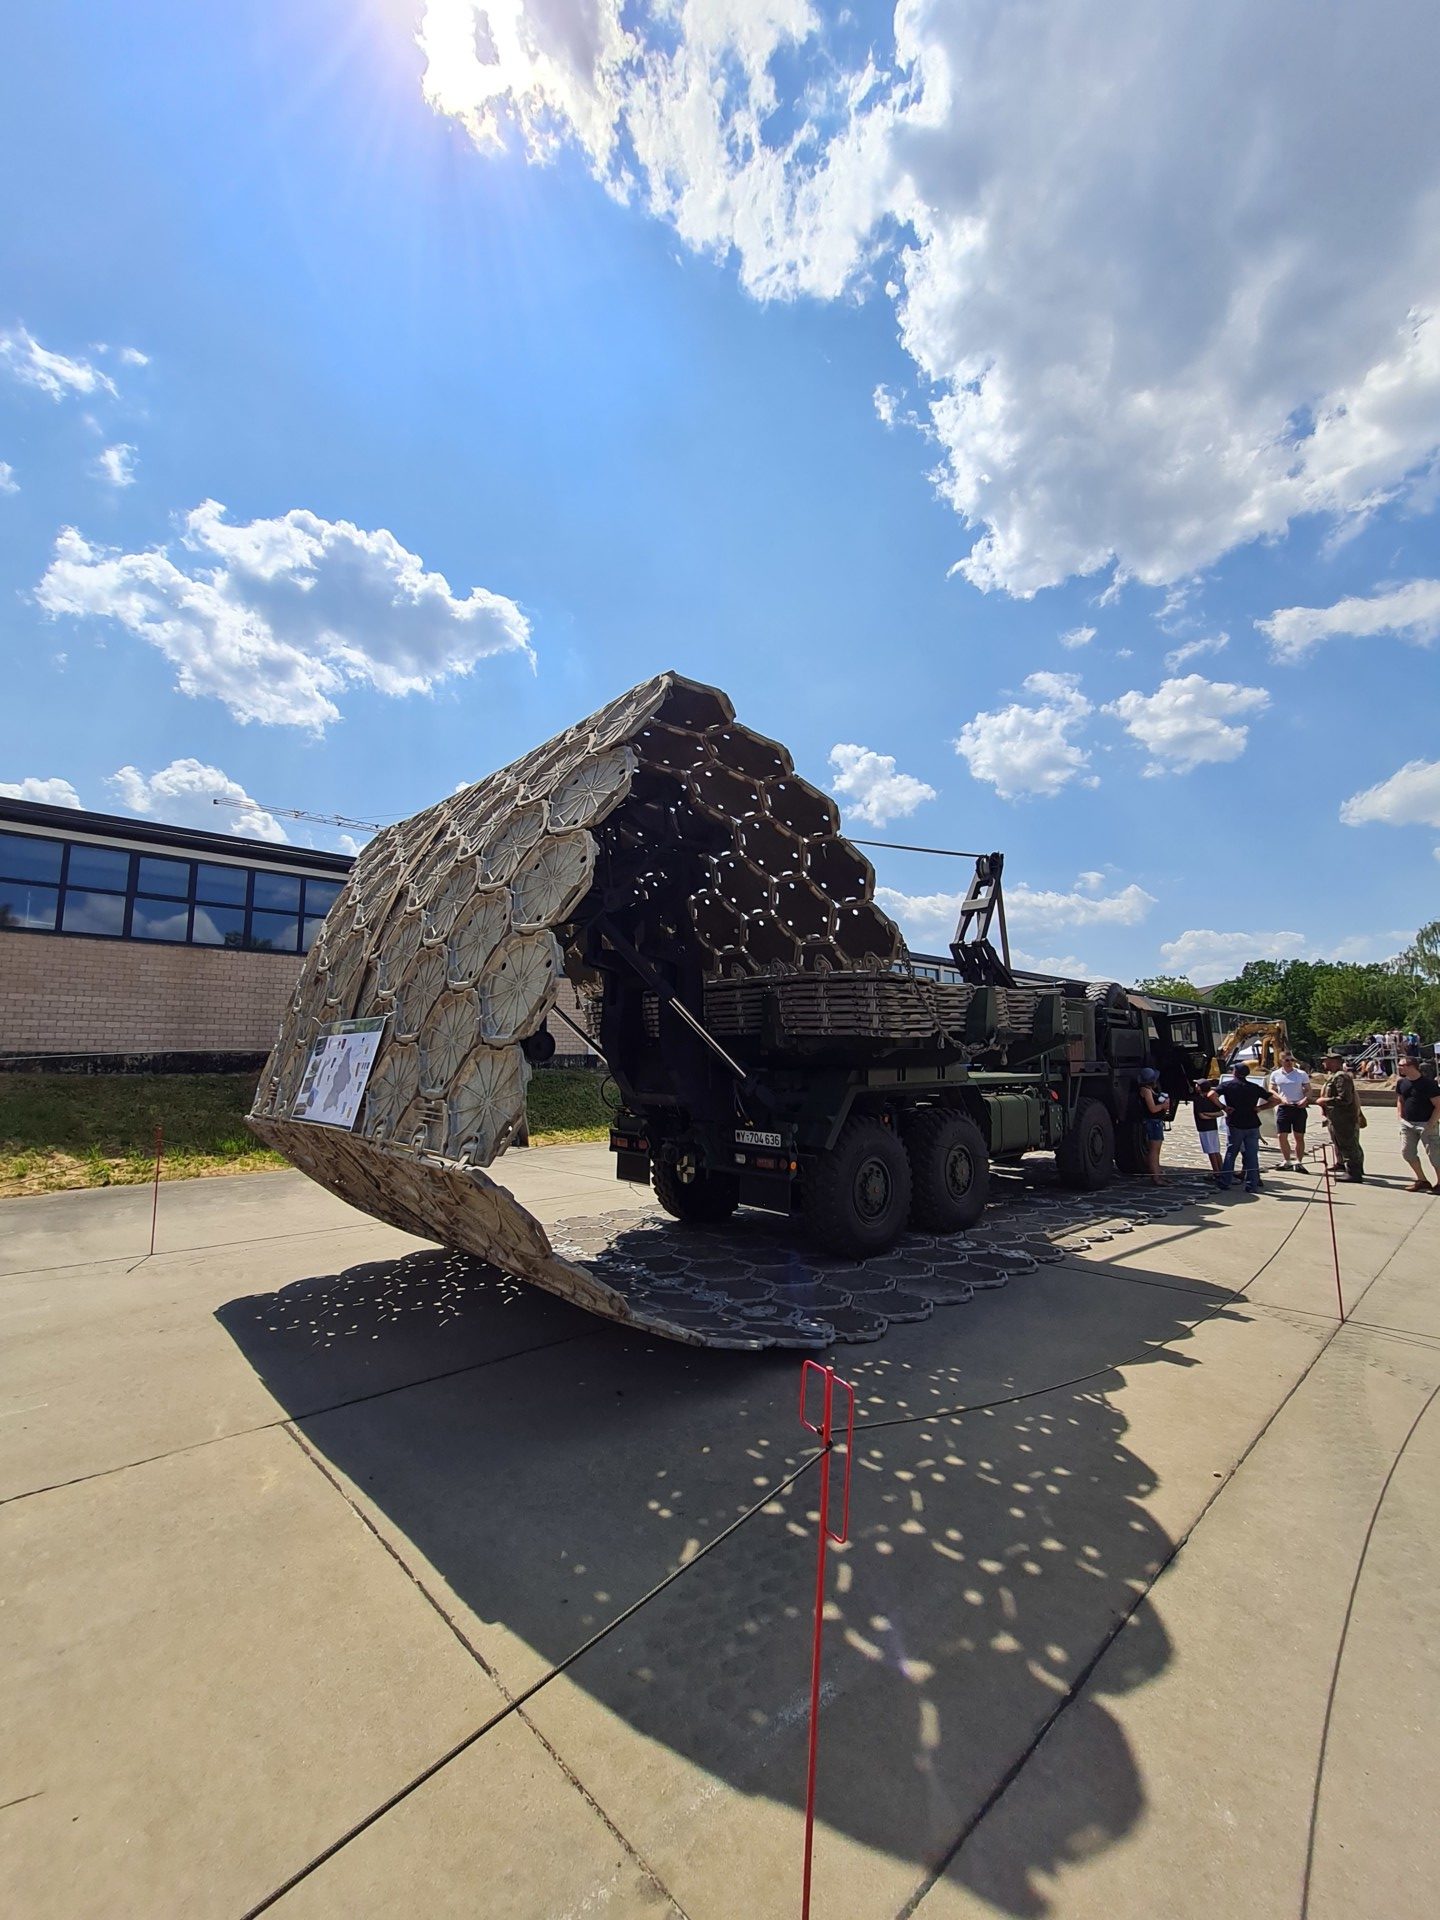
[239,1451,820,1917]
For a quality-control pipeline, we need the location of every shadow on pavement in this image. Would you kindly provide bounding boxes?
[217,1218,1251,1917]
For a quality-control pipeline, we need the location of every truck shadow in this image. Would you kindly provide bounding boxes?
[217,1215,1252,1918]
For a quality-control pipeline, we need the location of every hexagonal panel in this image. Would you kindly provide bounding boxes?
[766,777,839,838]
[772,874,834,940]
[807,837,875,904]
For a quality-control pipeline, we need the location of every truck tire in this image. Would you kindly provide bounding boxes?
[905,1110,990,1232]
[1113,1117,1148,1177]
[1086,980,1130,1013]
[652,1155,739,1224]
[803,1118,912,1258]
[1055,1097,1116,1189]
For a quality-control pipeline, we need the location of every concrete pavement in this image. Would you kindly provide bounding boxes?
[2,1139,1437,1918]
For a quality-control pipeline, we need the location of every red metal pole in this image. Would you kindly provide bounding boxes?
[1321,1143,1344,1321]
[798,1361,855,1920]
[149,1123,164,1258]
[801,1371,833,1920]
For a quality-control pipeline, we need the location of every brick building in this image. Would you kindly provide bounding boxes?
[0,796,598,1068]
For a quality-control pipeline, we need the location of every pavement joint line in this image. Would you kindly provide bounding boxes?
[238,1452,822,1919]
[0,1217,387,1285]
[1299,1376,1440,1918]
[891,1198,1432,1920]
[281,1422,694,1917]
[0,1329,594,1510]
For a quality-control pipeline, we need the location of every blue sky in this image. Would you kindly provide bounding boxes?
[3,0,1438,982]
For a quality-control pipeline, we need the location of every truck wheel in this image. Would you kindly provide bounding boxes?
[1086,979,1130,1013]
[652,1154,739,1224]
[804,1118,912,1258]
[905,1110,990,1232]
[1113,1117,1148,1177]
[1055,1098,1115,1189]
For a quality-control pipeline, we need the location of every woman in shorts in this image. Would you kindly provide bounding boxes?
[1138,1066,1170,1183]
[1192,1078,1224,1174]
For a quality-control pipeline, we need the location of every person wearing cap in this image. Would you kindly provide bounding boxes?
[1214,1060,1276,1194]
[1395,1055,1440,1192]
[1318,1052,1365,1182]
[1137,1066,1170,1183]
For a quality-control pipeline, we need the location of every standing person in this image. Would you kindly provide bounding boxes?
[1214,1062,1276,1194]
[1137,1067,1170,1184]
[1395,1056,1440,1193]
[1318,1053,1365,1183]
[1267,1050,1312,1170]
[1192,1077,1225,1174]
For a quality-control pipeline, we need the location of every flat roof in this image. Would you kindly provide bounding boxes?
[0,795,354,876]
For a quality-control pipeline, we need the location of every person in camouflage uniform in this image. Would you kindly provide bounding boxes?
[1318,1052,1365,1182]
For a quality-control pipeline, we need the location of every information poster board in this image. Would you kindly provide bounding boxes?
[291,1017,385,1129]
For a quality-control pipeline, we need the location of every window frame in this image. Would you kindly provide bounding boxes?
[0,827,342,955]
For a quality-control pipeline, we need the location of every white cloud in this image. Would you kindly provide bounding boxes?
[1009,879,1156,933]
[1075,870,1106,892]
[1339,758,1440,830]
[107,759,290,843]
[1257,579,1440,661]
[0,325,118,401]
[872,384,897,428]
[878,873,1152,953]
[1159,928,1305,982]
[0,775,82,808]
[1159,924,1410,981]
[955,670,1092,799]
[35,499,533,729]
[419,1,1440,596]
[93,443,137,488]
[827,742,936,827]
[1106,674,1269,774]
[0,460,17,495]
[1163,632,1228,671]
[116,347,150,368]
[1059,626,1095,651]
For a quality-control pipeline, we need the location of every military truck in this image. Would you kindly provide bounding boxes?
[598,851,1207,1256]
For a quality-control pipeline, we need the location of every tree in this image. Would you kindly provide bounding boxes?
[1308,964,1411,1046]
[1132,975,1204,1002]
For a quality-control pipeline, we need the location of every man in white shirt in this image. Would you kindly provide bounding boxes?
[1268,1051,1312,1169]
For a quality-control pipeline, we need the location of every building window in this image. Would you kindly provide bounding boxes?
[61,889,127,937]
[0,831,64,885]
[249,909,300,952]
[0,824,345,953]
[135,854,190,898]
[253,871,302,914]
[131,897,193,942]
[0,877,60,930]
[196,861,249,907]
[303,878,343,917]
[192,905,249,947]
[65,844,133,892]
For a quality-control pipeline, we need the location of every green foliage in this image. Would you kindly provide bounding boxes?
[1198,924,1438,1056]
[1308,965,1411,1046]
[1132,975,1205,1002]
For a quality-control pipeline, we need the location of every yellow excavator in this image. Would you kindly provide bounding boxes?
[1209,1018,1290,1079]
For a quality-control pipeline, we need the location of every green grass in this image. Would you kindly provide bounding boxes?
[0,1066,612,1197]
[525,1067,612,1145]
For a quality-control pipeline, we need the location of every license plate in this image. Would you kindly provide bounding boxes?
[736,1129,782,1149]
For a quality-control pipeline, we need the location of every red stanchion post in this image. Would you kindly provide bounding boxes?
[1320,1141,1344,1321]
[149,1123,164,1259]
[798,1359,855,1920]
